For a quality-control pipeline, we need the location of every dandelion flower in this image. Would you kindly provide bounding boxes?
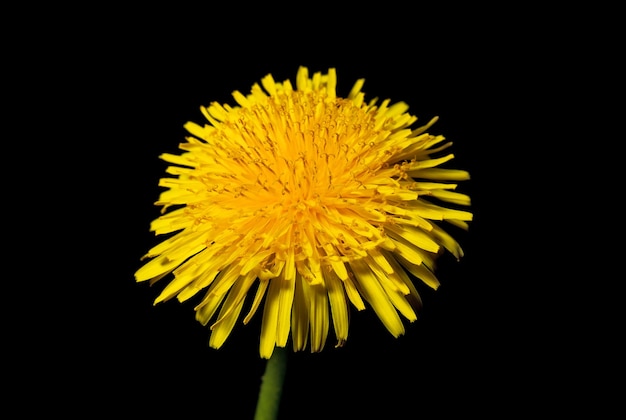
[135,66,472,359]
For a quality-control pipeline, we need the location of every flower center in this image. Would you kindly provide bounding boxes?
[190,89,399,280]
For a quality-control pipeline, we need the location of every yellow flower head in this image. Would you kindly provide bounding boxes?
[135,66,472,358]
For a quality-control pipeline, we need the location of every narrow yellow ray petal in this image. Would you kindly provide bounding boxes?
[367,248,395,274]
[177,269,218,302]
[411,116,438,136]
[347,78,365,99]
[232,90,250,107]
[386,224,441,254]
[412,182,459,190]
[309,283,329,353]
[260,278,281,359]
[158,152,196,168]
[311,71,322,90]
[291,274,309,351]
[411,201,473,222]
[164,237,206,262]
[447,219,470,231]
[193,267,240,321]
[209,272,257,349]
[429,223,466,260]
[380,284,417,322]
[284,248,295,283]
[209,271,257,326]
[308,256,324,286]
[410,168,471,181]
[150,215,193,235]
[384,205,434,230]
[276,272,296,347]
[248,83,267,103]
[239,249,274,275]
[154,268,203,304]
[325,268,349,345]
[382,259,424,313]
[330,259,349,281]
[261,74,277,95]
[204,263,244,299]
[195,292,227,327]
[388,239,424,266]
[385,101,410,117]
[404,278,423,313]
[343,271,366,311]
[183,121,206,140]
[364,255,409,295]
[205,102,229,121]
[407,154,456,171]
[428,189,472,206]
[135,254,181,282]
[326,68,337,99]
[141,226,185,257]
[349,259,404,338]
[209,295,245,350]
[243,279,269,325]
[395,254,441,290]
[377,186,418,201]
[295,66,309,90]
[398,138,452,159]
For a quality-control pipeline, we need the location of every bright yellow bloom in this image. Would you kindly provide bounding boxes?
[135,66,472,359]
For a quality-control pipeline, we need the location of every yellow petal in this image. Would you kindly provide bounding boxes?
[291,274,310,351]
[135,254,180,282]
[364,255,409,295]
[261,74,277,95]
[183,121,206,140]
[325,268,349,344]
[386,224,441,254]
[389,239,424,266]
[347,78,365,100]
[260,278,281,359]
[209,272,257,349]
[232,90,250,107]
[326,68,337,99]
[429,223,466,260]
[411,200,473,222]
[349,259,404,338]
[276,273,296,347]
[195,292,226,327]
[208,294,245,350]
[343,271,365,311]
[411,168,470,181]
[243,279,269,325]
[177,269,218,302]
[330,259,348,281]
[158,152,196,168]
[380,252,427,307]
[380,285,417,323]
[395,254,441,290]
[295,66,309,91]
[429,189,472,206]
[308,283,329,353]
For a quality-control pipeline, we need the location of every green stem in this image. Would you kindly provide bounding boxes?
[254,346,288,420]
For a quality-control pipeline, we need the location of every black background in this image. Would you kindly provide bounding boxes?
[13,6,607,419]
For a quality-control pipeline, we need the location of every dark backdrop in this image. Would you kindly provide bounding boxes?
[94,51,514,419]
[18,8,586,419]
